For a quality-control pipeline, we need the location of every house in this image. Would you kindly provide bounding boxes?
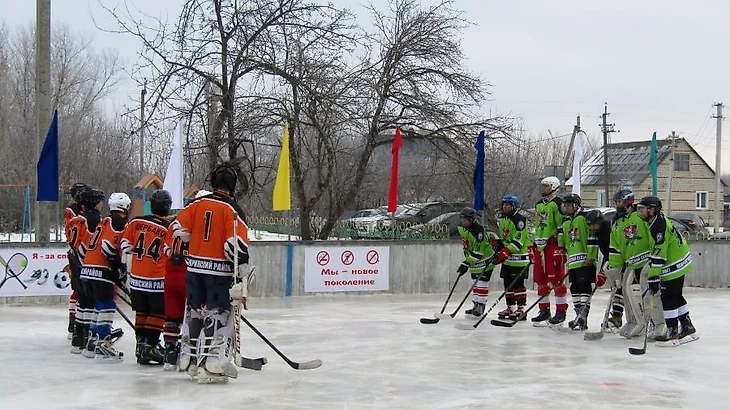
[565,137,726,226]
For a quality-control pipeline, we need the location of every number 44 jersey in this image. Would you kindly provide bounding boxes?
[121,215,171,292]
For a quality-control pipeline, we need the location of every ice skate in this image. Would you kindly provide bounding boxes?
[94,336,124,362]
[678,318,699,345]
[163,342,180,371]
[607,312,623,332]
[548,311,566,330]
[655,326,680,347]
[464,301,478,318]
[70,324,84,354]
[196,363,228,384]
[531,308,551,327]
[648,323,667,341]
[497,306,514,320]
[67,316,74,341]
[509,306,526,321]
[137,342,165,366]
[108,328,123,344]
[178,337,198,379]
[568,316,587,331]
[469,302,485,318]
[82,332,98,359]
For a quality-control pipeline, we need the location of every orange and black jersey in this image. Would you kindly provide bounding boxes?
[171,190,249,277]
[64,202,82,243]
[82,214,127,271]
[165,218,189,274]
[120,215,170,280]
[68,209,102,260]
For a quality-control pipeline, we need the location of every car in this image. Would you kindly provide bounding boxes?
[391,201,472,227]
[669,213,711,238]
[583,206,617,223]
[402,211,461,239]
[343,207,389,239]
[709,230,730,240]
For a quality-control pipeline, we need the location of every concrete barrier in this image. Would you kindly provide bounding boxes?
[2,239,727,305]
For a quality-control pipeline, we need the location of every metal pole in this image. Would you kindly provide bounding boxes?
[601,105,610,207]
[666,131,676,215]
[35,0,51,243]
[713,103,723,232]
[140,84,147,174]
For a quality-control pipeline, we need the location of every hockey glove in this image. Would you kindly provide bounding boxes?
[647,276,661,295]
[457,262,469,277]
[230,282,248,310]
[527,244,537,265]
[596,270,607,287]
[490,239,505,253]
[493,248,510,265]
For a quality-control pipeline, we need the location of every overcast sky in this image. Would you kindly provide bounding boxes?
[2,0,729,172]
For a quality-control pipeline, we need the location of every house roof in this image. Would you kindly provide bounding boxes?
[565,138,674,186]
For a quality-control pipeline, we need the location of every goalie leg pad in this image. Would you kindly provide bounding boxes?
[178,306,203,377]
[199,308,235,376]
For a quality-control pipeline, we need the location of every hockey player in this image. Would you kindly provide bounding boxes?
[121,189,173,365]
[79,192,131,362]
[172,165,250,383]
[456,207,496,319]
[636,196,698,346]
[64,183,90,340]
[161,189,210,371]
[557,194,598,330]
[67,188,104,354]
[607,189,663,338]
[493,196,529,321]
[585,209,610,287]
[528,176,567,325]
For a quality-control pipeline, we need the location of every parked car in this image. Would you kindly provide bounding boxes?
[709,230,730,240]
[669,213,711,238]
[403,211,462,239]
[582,206,617,223]
[391,202,472,227]
[343,207,389,239]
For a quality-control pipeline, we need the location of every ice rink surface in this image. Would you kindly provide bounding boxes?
[1,288,728,410]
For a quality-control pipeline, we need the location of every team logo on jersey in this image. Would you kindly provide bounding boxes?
[569,227,579,246]
[623,224,642,245]
[477,232,483,241]
[656,232,664,243]
[462,238,469,248]
[538,212,548,228]
[502,228,510,239]
[517,220,525,230]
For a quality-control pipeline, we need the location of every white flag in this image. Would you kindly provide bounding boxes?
[572,131,585,196]
[163,121,184,210]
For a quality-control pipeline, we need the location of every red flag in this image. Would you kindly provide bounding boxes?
[387,127,403,212]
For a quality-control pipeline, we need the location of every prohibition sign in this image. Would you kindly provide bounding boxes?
[316,251,330,266]
[366,250,380,265]
[341,250,354,265]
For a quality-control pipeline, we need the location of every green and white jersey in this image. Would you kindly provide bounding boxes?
[608,211,651,270]
[533,196,564,251]
[647,214,693,281]
[498,212,529,267]
[559,210,598,270]
[458,223,495,275]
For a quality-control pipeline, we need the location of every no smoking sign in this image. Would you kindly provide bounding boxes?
[341,250,354,265]
[366,250,379,264]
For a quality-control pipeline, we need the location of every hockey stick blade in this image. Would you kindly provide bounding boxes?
[235,356,268,371]
[434,313,455,320]
[240,314,322,370]
[420,317,440,324]
[628,347,646,355]
[490,319,518,328]
[454,322,477,331]
[583,331,605,341]
[293,359,323,370]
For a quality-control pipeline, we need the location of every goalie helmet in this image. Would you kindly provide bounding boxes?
[211,164,238,194]
[108,192,132,213]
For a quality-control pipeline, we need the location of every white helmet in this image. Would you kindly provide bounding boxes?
[541,176,560,191]
[108,192,132,213]
[195,189,212,199]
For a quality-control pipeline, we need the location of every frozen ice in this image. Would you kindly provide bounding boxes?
[0,288,728,409]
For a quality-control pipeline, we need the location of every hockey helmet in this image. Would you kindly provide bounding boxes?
[211,164,237,193]
[541,176,560,191]
[637,196,662,210]
[150,189,173,216]
[585,209,604,225]
[66,183,91,200]
[79,188,104,208]
[613,188,635,206]
[501,195,519,208]
[562,193,581,205]
[108,192,132,213]
[459,207,477,222]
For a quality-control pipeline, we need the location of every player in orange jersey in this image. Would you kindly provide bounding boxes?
[63,183,90,340]
[172,165,249,383]
[121,189,173,366]
[79,192,131,362]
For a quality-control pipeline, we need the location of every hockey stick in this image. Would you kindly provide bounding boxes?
[115,304,135,329]
[455,263,531,331]
[583,286,618,340]
[552,282,601,333]
[433,277,479,320]
[420,274,462,324]
[239,314,322,370]
[490,271,570,328]
[0,253,29,290]
[628,290,653,355]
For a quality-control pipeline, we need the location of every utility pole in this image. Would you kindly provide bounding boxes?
[600,103,616,207]
[140,82,147,175]
[35,0,51,243]
[713,103,723,232]
[666,131,677,215]
[563,115,581,167]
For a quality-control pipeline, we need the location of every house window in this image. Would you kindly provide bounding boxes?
[597,190,607,207]
[675,154,690,171]
[696,191,708,209]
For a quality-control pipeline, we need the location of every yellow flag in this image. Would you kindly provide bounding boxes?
[272,122,291,211]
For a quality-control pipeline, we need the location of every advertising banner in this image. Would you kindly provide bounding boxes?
[0,248,73,297]
[304,246,389,292]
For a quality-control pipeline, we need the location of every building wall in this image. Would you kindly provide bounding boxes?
[580,139,720,225]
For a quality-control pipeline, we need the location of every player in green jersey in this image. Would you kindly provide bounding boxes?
[636,196,698,346]
[493,195,530,321]
[457,207,496,318]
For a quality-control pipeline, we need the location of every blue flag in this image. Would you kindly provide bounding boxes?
[37,109,59,202]
[649,131,658,196]
[473,131,485,211]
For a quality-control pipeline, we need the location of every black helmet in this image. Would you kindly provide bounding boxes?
[150,189,173,216]
[66,183,91,200]
[211,164,237,193]
[585,209,604,225]
[459,207,477,221]
[562,193,581,205]
[637,196,662,210]
[79,188,104,207]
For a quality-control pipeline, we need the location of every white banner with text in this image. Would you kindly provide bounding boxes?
[304,246,389,292]
[0,248,73,297]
